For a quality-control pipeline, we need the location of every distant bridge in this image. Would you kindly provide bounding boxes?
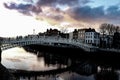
[1,36,98,52]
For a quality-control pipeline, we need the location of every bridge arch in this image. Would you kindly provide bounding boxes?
[1,37,98,52]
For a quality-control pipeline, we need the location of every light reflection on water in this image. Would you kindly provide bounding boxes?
[1,47,64,71]
[1,47,120,80]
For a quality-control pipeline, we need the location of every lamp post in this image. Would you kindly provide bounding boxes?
[33,29,35,35]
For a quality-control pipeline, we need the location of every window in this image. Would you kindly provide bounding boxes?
[94,36,96,38]
[94,40,96,43]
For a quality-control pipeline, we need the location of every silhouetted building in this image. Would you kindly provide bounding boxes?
[69,28,100,46]
[59,33,69,38]
[69,29,78,41]
[78,28,87,42]
[112,32,120,49]
[77,28,100,46]
[38,32,45,36]
[73,29,78,40]
[100,35,113,48]
[45,29,60,36]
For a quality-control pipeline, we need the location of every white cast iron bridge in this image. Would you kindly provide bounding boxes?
[1,36,98,52]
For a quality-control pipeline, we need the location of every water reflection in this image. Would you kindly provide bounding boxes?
[2,47,66,71]
[1,47,120,80]
[95,70,118,80]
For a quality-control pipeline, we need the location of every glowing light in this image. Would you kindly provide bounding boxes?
[0,0,53,37]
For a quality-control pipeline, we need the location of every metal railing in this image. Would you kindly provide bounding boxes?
[1,36,98,52]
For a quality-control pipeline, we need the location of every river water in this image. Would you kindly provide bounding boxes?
[1,47,120,80]
[2,47,67,71]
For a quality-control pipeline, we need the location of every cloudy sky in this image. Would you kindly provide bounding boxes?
[0,0,120,37]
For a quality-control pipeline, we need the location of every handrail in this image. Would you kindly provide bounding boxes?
[1,37,98,52]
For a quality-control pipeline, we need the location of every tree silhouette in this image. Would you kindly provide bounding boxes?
[99,23,107,35]
[99,23,120,35]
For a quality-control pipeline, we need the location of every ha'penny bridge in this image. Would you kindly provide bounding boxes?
[1,36,120,80]
[1,36,98,52]
[0,36,99,79]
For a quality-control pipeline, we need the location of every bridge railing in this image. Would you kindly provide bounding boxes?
[1,36,98,52]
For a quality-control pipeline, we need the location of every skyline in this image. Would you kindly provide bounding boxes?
[0,0,120,37]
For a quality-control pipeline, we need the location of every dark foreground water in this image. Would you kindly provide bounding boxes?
[1,46,120,80]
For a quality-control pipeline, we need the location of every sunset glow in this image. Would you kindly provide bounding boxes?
[0,0,120,37]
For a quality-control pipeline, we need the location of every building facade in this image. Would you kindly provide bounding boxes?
[100,35,113,48]
[68,28,100,46]
[85,31,100,46]
[77,29,86,42]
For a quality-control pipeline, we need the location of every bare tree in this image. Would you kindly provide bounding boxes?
[106,24,113,35]
[99,23,107,35]
[60,27,68,33]
[99,23,120,35]
[106,24,120,35]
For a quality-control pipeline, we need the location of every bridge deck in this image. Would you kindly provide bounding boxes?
[1,37,98,52]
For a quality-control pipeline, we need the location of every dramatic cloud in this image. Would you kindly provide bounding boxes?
[67,5,120,25]
[68,6,105,21]
[3,0,92,22]
[4,2,42,15]
[3,0,120,30]
[106,5,120,19]
[3,0,91,15]
[36,0,91,6]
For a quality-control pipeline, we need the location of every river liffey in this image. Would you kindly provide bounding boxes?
[1,46,120,80]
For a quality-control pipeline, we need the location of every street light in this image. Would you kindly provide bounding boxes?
[33,29,35,35]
